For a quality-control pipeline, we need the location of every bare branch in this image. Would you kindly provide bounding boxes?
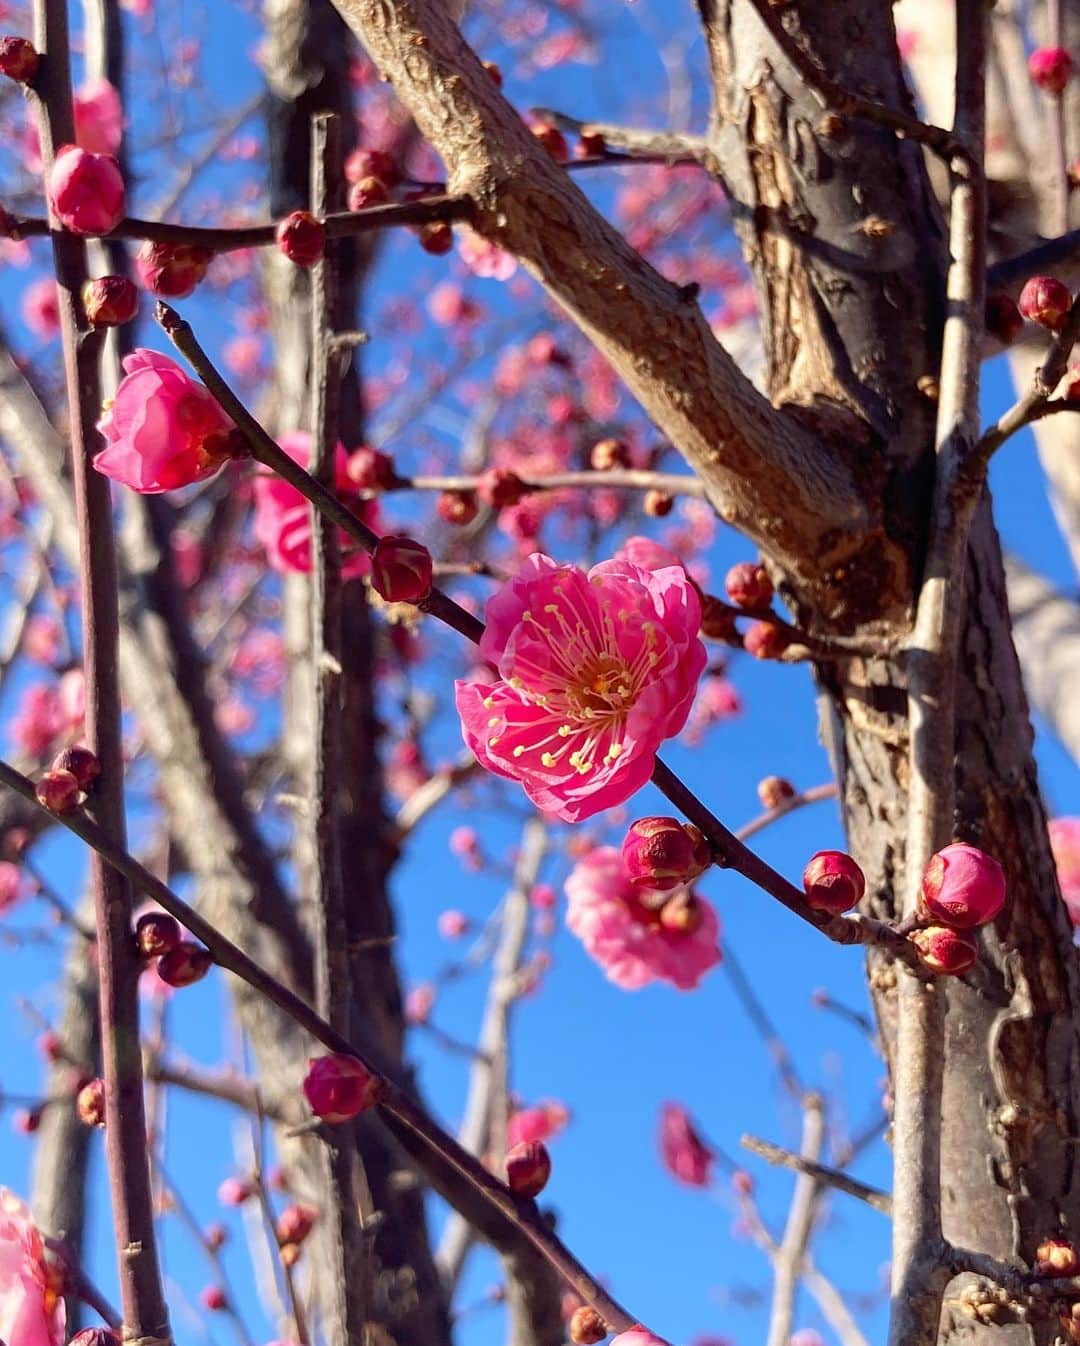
[765,1096,825,1346]
[529,108,710,162]
[741,1134,892,1214]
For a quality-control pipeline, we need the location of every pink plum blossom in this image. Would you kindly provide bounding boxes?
[658,1102,714,1186]
[611,1329,673,1346]
[73,79,124,154]
[252,432,377,578]
[506,1100,569,1148]
[0,862,21,913]
[21,278,60,340]
[615,535,683,573]
[10,684,66,757]
[455,554,705,821]
[457,228,517,281]
[565,847,721,990]
[1050,818,1080,925]
[48,145,125,236]
[95,350,236,492]
[0,1188,65,1346]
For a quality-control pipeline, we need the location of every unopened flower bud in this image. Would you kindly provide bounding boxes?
[82,275,138,328]
[1029,45,1073,95]
[984,293,1023,345]
[14,1106,42,1134]
[622,817,709,893]
[347,176,390,211]
[920,843,1005,928]
[731,1170,754,1196]
[910,925,979,975]
[1036,1236,1080,1278]
[757,775,796,810]
[156,941,212,987]
[437,489,479,525]
[35,769,80,815]
[576,131,607,159]
[570,1307,608,1344]
[1019,275,1072,332]
[531,122,568,162]
[280,1241,302,1267]
[590,437,629,470]
[482,60,503,86]
[48,146,125,236]
[802,850,866,914]
[276,1202,318,1247]
[76,1077,106,1128]
[477,467,528,509]
[743,620,789,660]
[344,148,399,185]
[0,36,39,82]
[345,445,397,491]
[505,1140,551,1198]
[418,221,453,255]
[217,1177,255,1209]
[724,561,774,611]
[276,210,325,267]
[200,1285,227,1312]
[38,1030,62,1062]
[135,240,213,298]
[134,911,181,958]
[203,1222,227,1252]
[51,744,100,792]
[371,535,433,604]
[643,488,673,517]
[302,1052,382,1122]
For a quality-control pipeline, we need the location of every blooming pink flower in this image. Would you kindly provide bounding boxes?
[73,79,123,154]
[10,684,66,757]
[95,350,236,492]
[615,535,684,573]
[1050,818,1080,925]
[252,432,376,578]
[21,278,59,340]
[48,145,125,235]
[23,615,61,665]
[507,1100,569,1149]
[0,1188,65,1346]
[611,1329,673,1346]
[455,554,705,822]
[565,846,721,990]
[0,862,21,913]
[437,909,470,939]
[457,228,517,281]
[658,1101,714,1186]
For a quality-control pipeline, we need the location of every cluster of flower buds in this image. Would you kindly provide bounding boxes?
[909,843,1006,976]
[302,1052,383,1122]
[275,1201,318,1264]
[35,745,101,815]
[505,1139,552,1198]
[132,907,212,987]
[802,850,866,915]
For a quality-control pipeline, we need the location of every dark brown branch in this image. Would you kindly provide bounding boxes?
[986,228,1080,296]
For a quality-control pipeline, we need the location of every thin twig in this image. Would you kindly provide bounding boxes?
[765,1095,825,1346]
[740,1135,892,1214]
[529,108,710,162]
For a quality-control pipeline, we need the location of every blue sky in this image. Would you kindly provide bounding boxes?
[0,2,1077,1345]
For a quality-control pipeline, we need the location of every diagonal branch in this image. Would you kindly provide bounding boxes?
[324,0,868,588]
[528,108,710,163]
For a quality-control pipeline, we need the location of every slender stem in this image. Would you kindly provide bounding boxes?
[765,1095,825,1346]
[0,756,636,1335]
[528,108,709,163]
[986,228,1080,294]
[740,1135,892,1214]
[31,3,171,1341]
[722,943,804,1100]
[307,110,368,1346]
[733,783,839,845]
[44,1236,122,1331]
[383,468,707,498]
[889,6,988,1344]
[1047,0,1070,237]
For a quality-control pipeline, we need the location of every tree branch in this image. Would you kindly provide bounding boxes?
[740,1134,892,1214]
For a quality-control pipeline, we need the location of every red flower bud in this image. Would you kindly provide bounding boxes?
[82,275,138,328]
[203,1222,227,1252]
[345,445,397,491]
[156,941,212,987]
[347,176,390,211]
[38,1030,63,1062]
[731,1169,754,1196]
[134,911,181,958]
[135,241,213,298]
[531,122,569,162]
[217,1176,255,1206]
[0,36,39,82]
[526,333,571,367]
[13,1106,42,1134]
[76,1077,106,1128]
[280,1242,302,1268]
[505,1140,552,1198]
[622,817,709,893]
[276,210,325,267]
[576,131,607,160]
[51,744,101,792]
[69,1331,122,1346]
[920,843,1005,928]
[48,146,125,236]
[200,1285,227,1312]
[302,1052,382,1122]
[1036,1236,1080,1278]
[437,489,479,525]
[371,535,433,603]
[1019,275,1072,332]
[910,925,979,975]
[724,561,774,611]
[589,437,629,470]
[1029,45,1074,96]
[35,769,80,815]
[570,1307,608,1344]
[643,488,673,518]
[1064,362,1080,403]
[802,850,866,914]
[477,467,528,509]
[757,775,796,809]
[743,620,789,660]
[418,221,454,255]
[984,293,1023,346]
[344,147,399,186]
[276,1202,318,1247]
